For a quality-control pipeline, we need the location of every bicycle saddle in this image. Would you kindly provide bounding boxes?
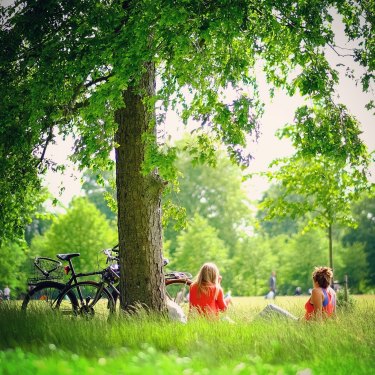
[57,253,80,261]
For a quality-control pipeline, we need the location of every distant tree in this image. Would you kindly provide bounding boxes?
[261,103,372,275]
[231,234,278,296]
[276,229,330,295]
[172,214,229,283]
[336,242,369,293]
[31,197,117,273]
[24,212,53,246]
[164,142,252,256]
[0,241,28,296]
[81,169,117,222]
[343,192,375,286]
[256,184,301,237]
[24,188,58,246]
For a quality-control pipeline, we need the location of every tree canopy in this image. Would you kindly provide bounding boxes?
[1,0,373,310]
[259,102,372,273]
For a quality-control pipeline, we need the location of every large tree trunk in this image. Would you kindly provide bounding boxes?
[115,63,166,312]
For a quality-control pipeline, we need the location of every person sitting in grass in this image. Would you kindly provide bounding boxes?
[259,266,336,321]
[304,266,336,320]
[189,262,231,318]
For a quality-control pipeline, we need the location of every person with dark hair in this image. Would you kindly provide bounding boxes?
[258,266,336,322]
[304,266,336,320]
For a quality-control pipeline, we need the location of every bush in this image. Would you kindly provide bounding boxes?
[336,289,356,310]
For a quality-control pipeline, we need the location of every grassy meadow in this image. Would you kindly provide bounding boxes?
[0,295,374,375]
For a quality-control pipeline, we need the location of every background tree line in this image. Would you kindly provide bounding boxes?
[2,138,373,297]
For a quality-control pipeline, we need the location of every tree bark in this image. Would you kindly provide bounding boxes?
[115,62,166,312]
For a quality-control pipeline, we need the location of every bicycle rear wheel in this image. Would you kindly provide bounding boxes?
[22,281,77,313]
[55,281,115,319]
[165,279,192,305]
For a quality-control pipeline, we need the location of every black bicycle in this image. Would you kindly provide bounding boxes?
[22,245,192,318]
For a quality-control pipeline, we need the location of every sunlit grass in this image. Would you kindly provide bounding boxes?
[0,295,374,374]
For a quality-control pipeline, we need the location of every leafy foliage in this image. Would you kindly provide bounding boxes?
[172,213,229,279]
[343,190,375,285]
[256,184,302,237]
[261,154,371,229]
[259,99,372,273]
[30,197,117,273]
[277,102,370,167]
[0,240,28,295]
[1,0,373,244]
[164,139,252,255]
[81,169,117,223]
[230,234,278,296]
[1,1,374,308]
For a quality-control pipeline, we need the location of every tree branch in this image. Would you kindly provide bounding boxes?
[84,73,114,89]
[62,72,114,116]
[37,125,54,169]
[327,43,355,58]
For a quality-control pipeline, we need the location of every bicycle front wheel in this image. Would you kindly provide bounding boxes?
[22,281,77,313]
[55,281,115,320]
[165,279,192,305]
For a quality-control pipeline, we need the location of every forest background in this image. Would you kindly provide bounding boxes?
[2,130,374,298]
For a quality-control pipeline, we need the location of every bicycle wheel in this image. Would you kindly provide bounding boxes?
[55,281,115,319]
[22,281,77,313]
[165,279,192,305]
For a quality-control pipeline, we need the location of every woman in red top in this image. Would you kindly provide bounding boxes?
[189,263,230,317]
[304,266,336,320]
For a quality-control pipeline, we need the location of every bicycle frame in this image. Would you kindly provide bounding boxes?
[57,256,109,309]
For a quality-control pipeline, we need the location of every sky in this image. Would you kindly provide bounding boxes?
[2,0,372,205]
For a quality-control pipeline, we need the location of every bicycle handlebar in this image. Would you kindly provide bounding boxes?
[103,249,119,264]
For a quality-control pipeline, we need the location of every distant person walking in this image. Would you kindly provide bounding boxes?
[266,271,276,299]
[3,285,10,301]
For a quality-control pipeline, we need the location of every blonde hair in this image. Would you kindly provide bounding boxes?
[194,262,220,297]
[312,266,333,289]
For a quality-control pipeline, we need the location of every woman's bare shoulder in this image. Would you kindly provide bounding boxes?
[311,287,323,296]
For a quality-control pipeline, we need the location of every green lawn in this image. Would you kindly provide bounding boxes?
[0,295,374,374]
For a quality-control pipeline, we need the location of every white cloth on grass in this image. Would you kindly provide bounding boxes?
[258,303,298,321]
[166,298,187,323]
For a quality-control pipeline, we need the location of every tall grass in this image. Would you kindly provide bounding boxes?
[0,296,374,374]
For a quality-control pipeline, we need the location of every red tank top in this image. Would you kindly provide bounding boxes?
[189,283,227,316]
[304,287,336,320]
